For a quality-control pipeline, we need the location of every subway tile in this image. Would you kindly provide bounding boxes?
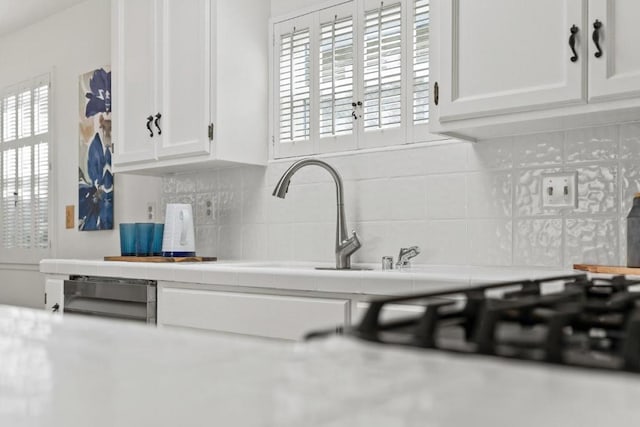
[218,225,243,260]
[351,179,394,222]
[282,182,336,223]
[266,223,294,261]
[215,190,242,225]
[425,174,467,219]
[514,218,563,267]
[466,171,512,218]
[195,225,218,257]
[468,219,513,266]
[292,222,335,263]
[241,224,267,260]
[242,166,268,189]
[564,217,618,267]
[217,167,243,192]
[242,186,268,224]
[384,221,429,264]
[620,122,640,160]
[467,137,513,170]
[565,125,618,163]
[387,177,426,220]
[515,167,562,216]
[424,220,470,265]
[512,131,563,167]
[574,164,617,215]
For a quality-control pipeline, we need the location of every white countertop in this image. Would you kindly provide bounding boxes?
[40,259,579,295]
[2,305,640,427]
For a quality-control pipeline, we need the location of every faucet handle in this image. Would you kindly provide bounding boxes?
[397,245,421,268]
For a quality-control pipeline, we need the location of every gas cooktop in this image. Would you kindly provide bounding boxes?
[334,274,640,373]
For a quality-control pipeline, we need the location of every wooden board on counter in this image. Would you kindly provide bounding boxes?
[573,264,640,275]
[104,256,217,263]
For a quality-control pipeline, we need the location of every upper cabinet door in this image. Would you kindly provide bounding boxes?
[156,0,211,160]
[588,0,640,102]
[437,0,586,122]
[112,0,158,165]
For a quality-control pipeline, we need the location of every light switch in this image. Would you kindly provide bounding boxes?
[541,172,578,208]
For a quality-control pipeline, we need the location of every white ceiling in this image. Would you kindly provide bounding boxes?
[0,0,87,37]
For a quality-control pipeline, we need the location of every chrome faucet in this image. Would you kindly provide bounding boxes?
[272,158,361,270]
[397,246,421,269]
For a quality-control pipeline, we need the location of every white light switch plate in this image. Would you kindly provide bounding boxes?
[541,172,578,208]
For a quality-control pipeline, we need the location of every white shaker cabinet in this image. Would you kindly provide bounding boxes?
[430,0,640,141]
[112,0,268,174]
[588,0,640,102]
[159,286,349,340]
[435,0,585,122]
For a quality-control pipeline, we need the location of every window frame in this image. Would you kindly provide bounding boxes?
[0,74,51,265]
[269,0,444,160]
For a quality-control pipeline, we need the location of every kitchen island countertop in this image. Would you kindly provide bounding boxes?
[2,305,639,427]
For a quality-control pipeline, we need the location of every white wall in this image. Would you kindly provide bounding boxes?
[0,0,161,307]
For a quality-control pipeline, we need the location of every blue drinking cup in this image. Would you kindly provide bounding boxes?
[119,223,136,256]
[152,223,165,256]
[135,223,155,256]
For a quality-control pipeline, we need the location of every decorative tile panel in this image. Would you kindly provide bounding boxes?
[565,125,618,163]
[514,219,563,267]
[469,219,512,266]
[515,167,561,216]
[574,164,617,215]
[513,132,563,167]
[564,218,618,267]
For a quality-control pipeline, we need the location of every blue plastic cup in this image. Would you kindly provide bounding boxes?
[135,223,155,256]
[119,223,136,256]
[152,223,164,256]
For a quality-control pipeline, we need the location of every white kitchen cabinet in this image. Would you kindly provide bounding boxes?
[44,278,63,314]
[159,287,349,340]
[588,0,640,102]
[112,0,268,174]
[430,0,640,141]
[436,0,585,122]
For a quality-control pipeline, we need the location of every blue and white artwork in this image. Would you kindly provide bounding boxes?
[78,67,113,231]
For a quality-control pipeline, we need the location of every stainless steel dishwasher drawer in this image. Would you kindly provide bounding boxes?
[64,276,157,324]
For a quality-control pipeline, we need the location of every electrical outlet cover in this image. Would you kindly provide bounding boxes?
[541,172,578,208]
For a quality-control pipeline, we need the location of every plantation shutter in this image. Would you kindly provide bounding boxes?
[318,8,356,151]
[275,14,315,158]
[412,0,429,124]
[0,76,50,261]
[362,1,403,131]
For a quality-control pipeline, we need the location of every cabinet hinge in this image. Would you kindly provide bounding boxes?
[208,123,214,141]
[434,81,439,106]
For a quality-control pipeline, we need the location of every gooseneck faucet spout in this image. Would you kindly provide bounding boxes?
[272,158,360,269]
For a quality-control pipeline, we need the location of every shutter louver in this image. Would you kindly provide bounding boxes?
[319,15,354,138]
[2,95,17,142]
[279,27,311,143]
[17,146,32,249]
[363,2,402,130]
[413,0,429,124]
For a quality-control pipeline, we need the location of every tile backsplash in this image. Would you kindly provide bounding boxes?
[161,122,640,268]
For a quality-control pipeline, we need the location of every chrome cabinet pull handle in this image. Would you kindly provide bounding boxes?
[146,115,154,137]
[592,20,603,58]
[154,113,162,135]
[569,25,579,62]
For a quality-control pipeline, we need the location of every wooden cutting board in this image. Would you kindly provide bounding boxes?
[573,264,640,275]
[104,256,217,263]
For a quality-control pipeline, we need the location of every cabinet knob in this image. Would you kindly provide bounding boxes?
[146,115,154,138]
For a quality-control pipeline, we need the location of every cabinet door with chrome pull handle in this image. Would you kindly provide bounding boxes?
[146,115,154,138]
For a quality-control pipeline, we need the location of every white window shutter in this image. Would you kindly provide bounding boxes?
[412,0,429,124]
[317,3,358,153]
[274,15,315,158]
[0,75,50,260]
[359,0,406,148]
